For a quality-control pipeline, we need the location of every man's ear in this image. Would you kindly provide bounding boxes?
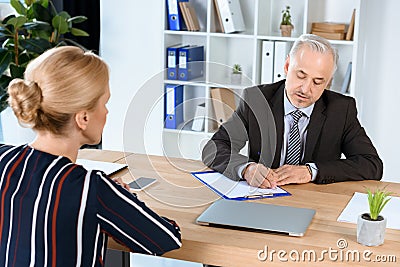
[284,55,290,75]
[75,111,89,131]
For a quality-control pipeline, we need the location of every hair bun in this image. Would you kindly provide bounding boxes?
[7,78,43,126]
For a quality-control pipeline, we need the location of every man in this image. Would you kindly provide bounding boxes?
[202,34,383,188]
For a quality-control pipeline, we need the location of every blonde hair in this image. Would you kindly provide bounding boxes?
[8,46,109,135]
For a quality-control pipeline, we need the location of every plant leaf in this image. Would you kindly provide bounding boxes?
[52,15,69,35]
[19,38,52,54]
[9,63,25,79]
[24,0,34,6]
[1,14,16,24]
[32,2,52,23]
[18,52,34,66]
[366,187,392,220]
[38,0,49,8]
[7,16,28,29]
[22,21,52,32]
[70,28,89,37]
[68,16,87,24]
[0,92,9,113]
[0,49,12,75]
[11,0,27,16]
[58,11,71,20]
[0,75,12,92]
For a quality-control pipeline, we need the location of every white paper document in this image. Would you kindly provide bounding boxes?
[337,192,400,230]
[192,171,289,200]
[76,159,128,176]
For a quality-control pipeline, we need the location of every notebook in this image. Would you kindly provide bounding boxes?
[76,159,128,176]
[196,199,315,236]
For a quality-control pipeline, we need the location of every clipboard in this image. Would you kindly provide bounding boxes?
[192,171,290,201]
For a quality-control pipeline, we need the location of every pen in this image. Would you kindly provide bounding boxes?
[245,193,273,199]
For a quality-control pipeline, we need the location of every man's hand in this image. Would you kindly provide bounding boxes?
[242,163,278,188]
[273,165,312,186]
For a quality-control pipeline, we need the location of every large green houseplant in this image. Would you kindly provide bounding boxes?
[0,0,89,113]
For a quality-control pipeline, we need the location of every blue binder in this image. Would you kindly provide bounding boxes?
[178,45,204,81]
[166,0,188,31]
[164,84,184,129]
[166,44,188,80]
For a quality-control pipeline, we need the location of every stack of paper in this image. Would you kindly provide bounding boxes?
[337,192,400,230]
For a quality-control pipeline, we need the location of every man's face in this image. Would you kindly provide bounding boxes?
[284,46,335,108]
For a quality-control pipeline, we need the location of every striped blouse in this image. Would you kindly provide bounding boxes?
[0,144,182,267]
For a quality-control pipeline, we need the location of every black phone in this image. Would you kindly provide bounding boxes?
[128,177,157,191]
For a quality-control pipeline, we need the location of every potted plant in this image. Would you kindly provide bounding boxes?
[357,187,392,246]
[280,5,294,37]
[0,0,88,144]
[231,63,242,84]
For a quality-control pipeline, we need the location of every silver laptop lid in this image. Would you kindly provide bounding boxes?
[196,199,315,237]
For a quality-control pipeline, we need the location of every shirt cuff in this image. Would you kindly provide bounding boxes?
[237,162,254,179]
[306,163,318,181]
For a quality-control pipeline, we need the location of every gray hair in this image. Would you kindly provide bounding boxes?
[289,34,338,73]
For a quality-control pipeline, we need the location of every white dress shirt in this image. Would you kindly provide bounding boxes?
[238,89,318,181]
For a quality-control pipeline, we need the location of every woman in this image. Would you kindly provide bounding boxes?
[0,46,181,266]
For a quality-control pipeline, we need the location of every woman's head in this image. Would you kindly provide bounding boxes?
[8,46,109,136]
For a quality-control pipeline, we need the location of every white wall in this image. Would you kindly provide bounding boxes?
[100,0,164,153]
[356,0,400,182]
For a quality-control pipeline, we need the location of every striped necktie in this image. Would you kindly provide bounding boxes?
[286,110,303,165]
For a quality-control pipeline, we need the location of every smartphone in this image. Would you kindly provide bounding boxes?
[128,177,157,191]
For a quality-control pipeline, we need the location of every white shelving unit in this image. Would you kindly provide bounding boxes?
[162,0,360,160]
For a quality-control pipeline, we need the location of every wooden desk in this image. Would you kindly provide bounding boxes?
[78,149,400,267]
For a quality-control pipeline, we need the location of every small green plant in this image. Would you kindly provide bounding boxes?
[281,6,292,26]
[366,187,392,220]
[232,64,242,74]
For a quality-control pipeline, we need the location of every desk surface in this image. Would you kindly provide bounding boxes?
[78,149,400,267]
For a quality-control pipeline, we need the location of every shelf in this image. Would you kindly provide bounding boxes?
[164,79,207,87]
[162,0,361,160]
[208,32,255,39]
[163,128,210,136]
[164,30,208,37]
[256,35,299,42]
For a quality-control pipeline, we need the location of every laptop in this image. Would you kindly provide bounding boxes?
[196,199,315,237]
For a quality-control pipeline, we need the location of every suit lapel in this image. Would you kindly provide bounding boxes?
[270,86,285,168]
[303,96,327,163]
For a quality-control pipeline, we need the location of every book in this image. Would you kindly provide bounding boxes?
[210,88,236,126]
[179,2,200,31]
[213,0,225,32]
[341,62,352,94]
[186,3,200,31]
[179,2,193,31]
[311,31,345,40]
[346,9,356,41]
[311,22,346,33]
[76,159,128,176]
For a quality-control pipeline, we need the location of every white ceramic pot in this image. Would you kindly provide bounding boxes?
[231,73,242,84]
[0,107,36,145]
[357,213,387,246]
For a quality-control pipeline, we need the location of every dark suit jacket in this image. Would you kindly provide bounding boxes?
[202,80,383,184]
